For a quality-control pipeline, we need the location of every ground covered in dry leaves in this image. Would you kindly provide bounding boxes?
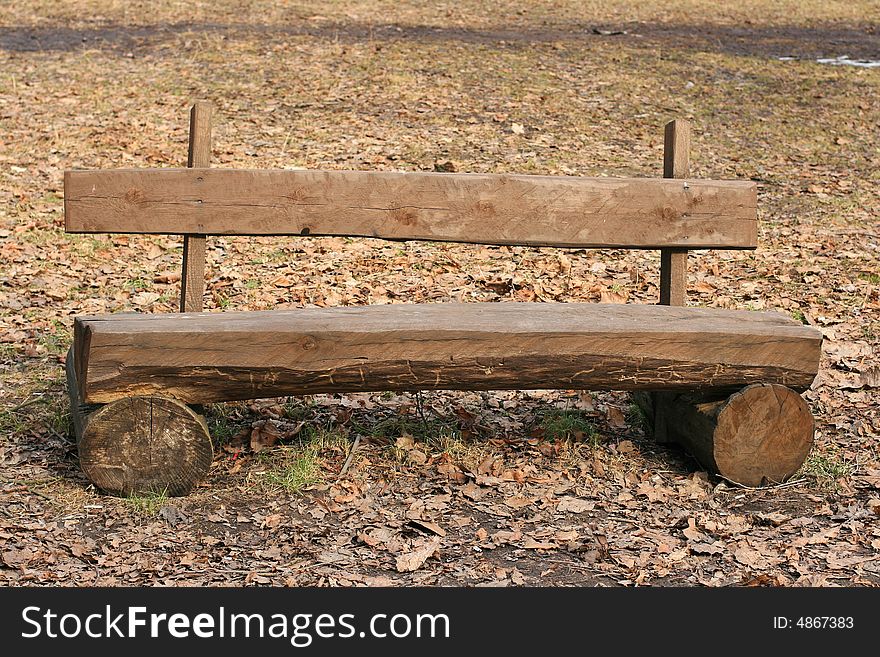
[0,1,878,586]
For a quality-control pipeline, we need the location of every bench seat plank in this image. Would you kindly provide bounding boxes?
[64,168,757,249]
[73,303,822,404]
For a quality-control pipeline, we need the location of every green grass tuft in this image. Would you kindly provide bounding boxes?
[258,447,321,493]
[540,409,599,445]
[799,450,853,491]
[124,489,169,517]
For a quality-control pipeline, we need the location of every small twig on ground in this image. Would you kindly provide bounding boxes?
[27,487,54,502]
[831,229,878,237]
[338,436,362,477]
[415,391,430,435]
[8,396,45,413]
[717,475,807,491]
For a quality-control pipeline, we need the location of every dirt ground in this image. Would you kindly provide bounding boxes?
[0,1,878,586]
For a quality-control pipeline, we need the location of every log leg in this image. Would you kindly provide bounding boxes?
[636,383,814,487]
[66,347,212,496]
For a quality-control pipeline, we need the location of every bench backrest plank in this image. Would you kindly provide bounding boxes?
[64,168,757,249]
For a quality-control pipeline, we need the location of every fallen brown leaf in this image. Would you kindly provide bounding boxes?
[395,540,441,573]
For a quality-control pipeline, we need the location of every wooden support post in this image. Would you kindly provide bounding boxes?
[635,384,814,486]
[659,119,690,307]
[179,101,212,313]
[646,119,691,444]
[66,347,212,496]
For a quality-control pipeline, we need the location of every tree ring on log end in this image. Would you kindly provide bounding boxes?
[714,383,814,487]
[79,396,212,496]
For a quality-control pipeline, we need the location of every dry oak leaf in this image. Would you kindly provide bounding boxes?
[757,512,789,526]
[733,544,767,569]
[263,513,283,529]
[556,496,594,513]
[407,449,428,465]
[605,406,628,429]
[395,539,441,573]
[491,530,523,546]
[438,462,468,483]
[522,537,556,550]
[131,291,160,306]
[461,482,484,500]
[682,518,706,542]
[504,495,534,509]
[250,421,282,453]
[555,529,579,543]
[599,288,628,304]
[2,548,34,568]
[395,434,416,450]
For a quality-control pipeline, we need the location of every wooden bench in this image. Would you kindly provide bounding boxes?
[63,102,822,495]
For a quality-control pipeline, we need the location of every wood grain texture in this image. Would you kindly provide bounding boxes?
[187,101,213,168]
[64,168,758,249]
[80,396,212,496]
[663,119,691,179]
[66,345,101,445]
[659,248,688,306]
[67,346,212,496]
[660,119,691,306]
[179,101,212,312]
[180,232,207,312]
[651,384,814,486]
[73,303,822,404]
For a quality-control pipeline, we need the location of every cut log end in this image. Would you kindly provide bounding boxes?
[78,396,212,497]
[641,383,814,487]
[713,384,814,486]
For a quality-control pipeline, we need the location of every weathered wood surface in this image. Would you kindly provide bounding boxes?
[64,169,758,249]
[66,347,212,496]
[73,303,821,404]
[637,384,815,486]
[179,101,212,313]
[659,119,691,307]
[66,345,101,444]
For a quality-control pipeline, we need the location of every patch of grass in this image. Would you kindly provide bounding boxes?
[0,343,19,361]
[0,408,29,435]
[304,425,350,451]
[540,409,598,445]
[430,433,491,473]
[0,393,69,438]
[260,452,321,493]
[47,401,72,437]
[790,308,806,323]
[124,490,169,517]
[251,426,347,493]
[123,277,149,292]
[267,248,289,263]
[67,235,104,257]
[37,320,69,356]
[799,450,853,491]
[281,399,316,422]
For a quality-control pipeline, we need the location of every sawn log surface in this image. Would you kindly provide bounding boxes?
[74,302,822,404]
[64,168,758,249]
